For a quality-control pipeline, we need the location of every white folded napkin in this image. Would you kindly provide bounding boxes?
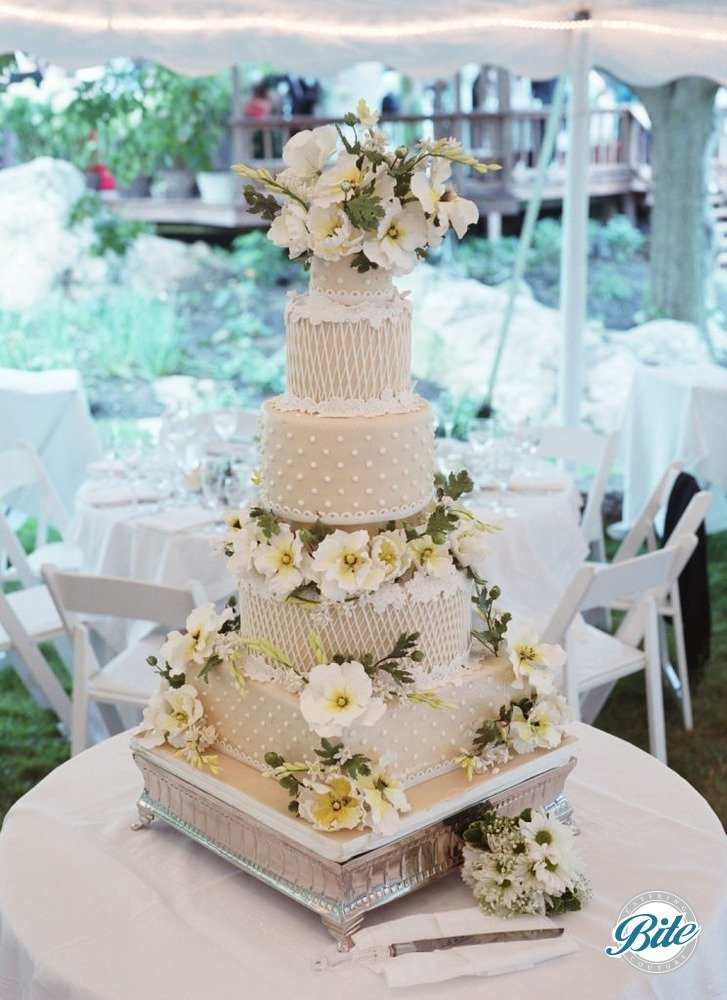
[134,506,221,534]
[508,469,571,492]
[348,908,578,988]
[83,484,163,507]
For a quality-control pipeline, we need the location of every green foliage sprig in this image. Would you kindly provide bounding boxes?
[470,574,511,656]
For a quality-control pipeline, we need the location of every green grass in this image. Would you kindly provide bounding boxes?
[0,526,725,827]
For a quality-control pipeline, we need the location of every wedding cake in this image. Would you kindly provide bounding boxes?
[134,103,571,837]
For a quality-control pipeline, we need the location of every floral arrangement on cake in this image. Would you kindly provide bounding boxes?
[221,470,498,604]
[454,629,570,777]
[462,807,591,917]
[233,99,500,274]
[265,739,410,835]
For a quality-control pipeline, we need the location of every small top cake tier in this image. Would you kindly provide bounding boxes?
[284,257,414,416]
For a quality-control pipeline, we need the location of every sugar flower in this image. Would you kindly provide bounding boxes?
[509,699,565,754]
[160,603,232,677]
[408,534,455,578]
[309,529,385,600]
[314,152,365,207]
[268,202,310,258]
[299,660,386,737]
[252,523,306,596]
[281,124,338,183]
[362,200,428,274]
[298,776,365,831]
[370,529,411,581]
[508,627,566,693]
[449,521,490,576]
[358,766,410,834]
[307,203,364,261]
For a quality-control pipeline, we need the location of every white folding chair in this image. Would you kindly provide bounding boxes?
[0,586,71,729]
[598,463,712,732]
[43,567,207,755]
[536,426,620,561]
[541,534,698,764]
[0,440,81,587]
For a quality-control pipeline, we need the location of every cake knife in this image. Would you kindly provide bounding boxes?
[316,926,564,969]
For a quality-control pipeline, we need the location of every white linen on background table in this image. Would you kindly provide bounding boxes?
[0,724,724,1000]
[470,486,587,633]
[68,478,585,641]
[620,365,727,532]
[0,368,101,511]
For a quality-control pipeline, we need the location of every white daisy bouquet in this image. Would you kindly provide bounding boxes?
[462,807,591,917]
[233,99,500,275]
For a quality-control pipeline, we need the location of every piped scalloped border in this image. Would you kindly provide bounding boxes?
[269,389,420,418]
[259,488,436,526]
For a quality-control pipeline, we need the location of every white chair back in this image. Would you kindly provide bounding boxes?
[663,491,713,551]
[542,535,698,645]
[536,427,620,553]
[0,441,70,584]
[614,461,684,562]
[43,567,206,631]
[0,588,71,728]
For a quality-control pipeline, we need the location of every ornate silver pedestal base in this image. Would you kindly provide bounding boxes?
[132,750,575,946]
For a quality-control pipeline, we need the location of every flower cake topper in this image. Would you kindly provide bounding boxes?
[233,98,500,275]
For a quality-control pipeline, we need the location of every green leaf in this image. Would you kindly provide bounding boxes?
[197,654,222,683]
[426,504,459,541]
[249,506,280,538]
[308,630,328,666]
[349,250,377,273]
[344,190,385,232]
[298,518,331,548]
[264,751,285,768]
[434,469,475,501]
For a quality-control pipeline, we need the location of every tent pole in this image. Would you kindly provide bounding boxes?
[480,75,567,415]
[559,19,592,427]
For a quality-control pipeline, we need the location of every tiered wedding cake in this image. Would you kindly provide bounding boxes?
[134,103,570,837]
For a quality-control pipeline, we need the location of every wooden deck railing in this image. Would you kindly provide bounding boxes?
[231,106,655,210]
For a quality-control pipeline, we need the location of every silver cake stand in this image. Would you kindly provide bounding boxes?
[131,744,576,946]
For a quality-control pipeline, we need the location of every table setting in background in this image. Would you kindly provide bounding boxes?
[68,405,259,602]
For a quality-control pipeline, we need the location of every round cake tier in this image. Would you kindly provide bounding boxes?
[259,396,435,525]
[238,575,472,682]
[284,290,413,414]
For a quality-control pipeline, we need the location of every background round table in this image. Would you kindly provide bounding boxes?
[68,475,586,634]
[1,724,724,1000]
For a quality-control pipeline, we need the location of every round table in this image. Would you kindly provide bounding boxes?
[1,724,724,1000]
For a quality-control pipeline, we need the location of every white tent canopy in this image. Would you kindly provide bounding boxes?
[2,1,726,85]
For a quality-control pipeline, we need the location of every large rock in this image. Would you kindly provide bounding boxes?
[400,264,719,434]
[0,157,90,310]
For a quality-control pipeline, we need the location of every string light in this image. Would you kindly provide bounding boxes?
[0,4,725,45]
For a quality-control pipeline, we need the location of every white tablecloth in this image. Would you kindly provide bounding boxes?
[0,368,101,512]
[69,481,585,636]
[620,365,727,531]
[0,724,724,1000]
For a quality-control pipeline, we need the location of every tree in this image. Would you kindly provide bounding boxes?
[633,77,719,341]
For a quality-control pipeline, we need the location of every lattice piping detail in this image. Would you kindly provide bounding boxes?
[286,293,411,404]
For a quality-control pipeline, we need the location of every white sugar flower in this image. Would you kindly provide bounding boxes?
[268,202,310,258]
[509,699,565,755]
[160,603,232,677]
[281,124,338,183]
[314,152,365,207]
[408,534,456,578]
[151,683,204,747]
[370,530,411,581]
[508,627,566,693]
[307,204,364,261]
[310,529,385,600]
[411,158,478,240]
[252,523,305,596]
[362,200,428,274]
[299,660,386,737]
[298,776,365,831]
[134,681,169,748]
[449,521,490,576]
[358,766,410,834]
[356,98,379,130]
